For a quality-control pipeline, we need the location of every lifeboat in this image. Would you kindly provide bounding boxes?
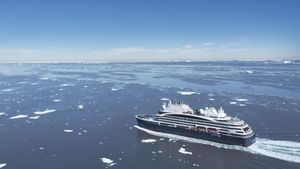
[196,126,206,132]
[207,128,219,135]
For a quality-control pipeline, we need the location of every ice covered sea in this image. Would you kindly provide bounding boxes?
[0,61,300,168]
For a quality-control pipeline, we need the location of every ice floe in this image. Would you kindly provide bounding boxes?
[34,109,56,115]
[160,98,170,101]
[60,83,75,87]
[283,60,293,64]
[235,98,248,102]
[78,105,84,109]
[141,139,157,143]
[63,130,74,133]
[100,157,116,167]
[29,116,40,119]
[177,91,195,95]
[0,163,7,168]
[178,148,192,155]
[1,89,14,92]
[40,77,49,80]
[111,87,121,91]
[9,114,28,119]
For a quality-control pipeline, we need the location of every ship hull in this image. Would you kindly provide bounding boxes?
[136,117,255,147]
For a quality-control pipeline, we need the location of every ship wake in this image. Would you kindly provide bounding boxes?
[135,125,300,163]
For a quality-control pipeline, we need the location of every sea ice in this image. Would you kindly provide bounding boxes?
[178,148,192,155]
[9,114,28,119]
[177,91,195,95]
[235,98,248,102]
[111,88,120,91]
[60,83,74,87]
[160,98,170,101]
[40,77,48,80]
[0,163,7,168]
[192,164,200,167]
[141,139,157,143]
[34,109,56,115]
[1,89,14,92]
[100,157,116,167]
[283,60,292,64]
[63,130,74,133]
[29,116,40,119]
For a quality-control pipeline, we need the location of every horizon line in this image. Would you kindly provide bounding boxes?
[0,59,298,64]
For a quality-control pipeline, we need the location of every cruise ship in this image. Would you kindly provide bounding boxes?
[136,101,255,146]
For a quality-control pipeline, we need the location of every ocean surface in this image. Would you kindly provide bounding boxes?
[0,61,300,169]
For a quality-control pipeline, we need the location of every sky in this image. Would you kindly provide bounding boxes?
[0,0,299,62]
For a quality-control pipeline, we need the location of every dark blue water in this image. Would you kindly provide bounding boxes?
[0,61,300,168]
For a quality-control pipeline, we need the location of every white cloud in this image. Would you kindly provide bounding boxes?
[93,38,254,61]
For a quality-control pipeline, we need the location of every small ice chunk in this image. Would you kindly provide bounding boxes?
[0,163,7,168]
[160,98,170,101]
[0,112,5,116]
[9,114,28,119]
[1,89,14,92]
[141,139,157,143]
[34,109,56,115]
[239,104,246,106]
[235,98,248,102]
[29,116,40,119]
[60,83,74,87]
[178,148,192,155]
[229,102,237,104]
[177,91,195,95]
[78,105,84,109]
[63,130,74,133]
[53,99,61,102]
[283,60,292,64]
[209,98,215,101]
[111,88,119,91]
[246,70,253,74]
[100,157,116,167]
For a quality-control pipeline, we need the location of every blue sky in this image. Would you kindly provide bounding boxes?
[0,0,299,62]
